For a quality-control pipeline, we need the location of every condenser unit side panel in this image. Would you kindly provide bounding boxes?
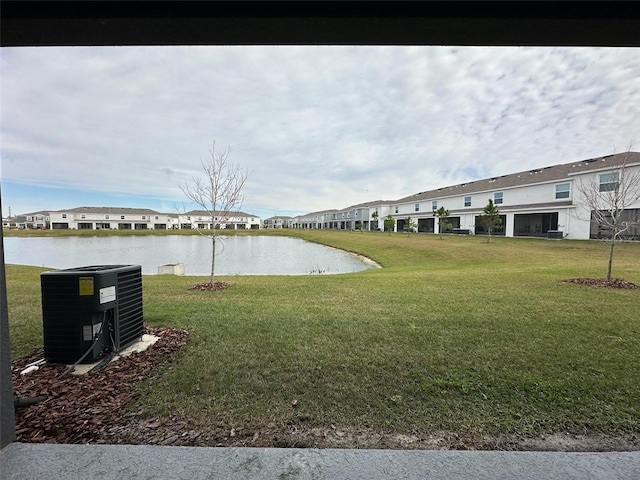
[41,275,85,363]
[115,267,144,351]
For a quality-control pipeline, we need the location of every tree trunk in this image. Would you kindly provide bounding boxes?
[607,235,615,282]
[210,236,216,285]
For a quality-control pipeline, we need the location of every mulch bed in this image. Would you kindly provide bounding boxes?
[11,326,189,444]
[562,278,638,289]
[189,282,230,291]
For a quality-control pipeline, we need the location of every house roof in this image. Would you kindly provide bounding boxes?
[396,151,640,204]
[58,206,163,215]
[294,152,639,216]
[185,209,257,218]
[20,210,50,216]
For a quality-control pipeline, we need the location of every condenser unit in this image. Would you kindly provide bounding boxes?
[41,265,143,364]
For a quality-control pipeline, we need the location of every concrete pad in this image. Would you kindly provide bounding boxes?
[1,443,639,480]
[70,334,159,375]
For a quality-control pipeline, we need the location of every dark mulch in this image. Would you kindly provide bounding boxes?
[562,278,638,289]
[189,282,230,291]
[11,326,189,444]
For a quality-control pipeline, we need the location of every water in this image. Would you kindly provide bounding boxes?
[3,235,377,276]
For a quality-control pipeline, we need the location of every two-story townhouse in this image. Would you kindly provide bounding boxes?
[293,210,336,229]
[15,211,50,229]
[264,216,292,229]
[392,152,640,239]
[179,210,261,230]
[295,203,393,231]
[50,207,164,230]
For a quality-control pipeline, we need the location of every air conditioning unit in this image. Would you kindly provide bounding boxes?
[41,265,143,364]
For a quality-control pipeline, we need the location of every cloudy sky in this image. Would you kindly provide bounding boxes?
[1,46,639,219]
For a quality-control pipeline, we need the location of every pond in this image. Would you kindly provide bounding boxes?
[3,235,378,276]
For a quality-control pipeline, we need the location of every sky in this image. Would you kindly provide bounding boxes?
[1,46,639,219]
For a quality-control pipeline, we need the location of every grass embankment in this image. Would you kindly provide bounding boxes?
[6,232,640,439]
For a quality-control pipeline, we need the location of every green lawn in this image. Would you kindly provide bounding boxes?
[6,231,640,438]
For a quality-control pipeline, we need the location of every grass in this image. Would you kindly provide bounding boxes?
[6,231,640,438]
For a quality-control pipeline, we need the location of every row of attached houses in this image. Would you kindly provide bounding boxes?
[283,152,640,241]
[6,207,261,231]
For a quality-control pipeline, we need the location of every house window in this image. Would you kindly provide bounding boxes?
[155,216,159,220]
[394,206,398,214]
[105,215,110,219]
[494,192,504,205]
[142,216,146,220]
[121,215,125,220]
[415,203,420,212]
[431,200,437,211]
[599,172,619,192]
[464,196,471,207]
[81,214,86,219]
[62,214,67,219]
[555,183,570,199]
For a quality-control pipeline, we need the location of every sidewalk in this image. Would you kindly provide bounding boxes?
[2,442,639,479]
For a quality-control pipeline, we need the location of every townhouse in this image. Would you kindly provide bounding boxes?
[49,207,175,230]
[14,211,50,229]
[44,207,262,231]
[263,216,293,229]
[176,210,261,230]
[290,152,640,240]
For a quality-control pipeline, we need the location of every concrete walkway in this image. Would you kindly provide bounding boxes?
[2,442,639,479]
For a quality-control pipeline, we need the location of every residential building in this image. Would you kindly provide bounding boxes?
[14,211,50,229]
[49,207,173,230]
[177,210,261,230]
[389,152,640,239]
[263,216,292,229]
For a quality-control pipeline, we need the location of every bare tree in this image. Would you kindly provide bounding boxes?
[181,141,249,286]
[574,146,640,281]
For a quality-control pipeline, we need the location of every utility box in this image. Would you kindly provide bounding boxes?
[41,265,143,364]
[547,230,564,239]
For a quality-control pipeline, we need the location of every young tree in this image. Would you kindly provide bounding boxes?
[181,141,249,287]
[371,210,379,231]
[384,215,395,234]
[574,147,640,281]
[403,217,416,234]
[478,199,502,243]
[435,206,452,239]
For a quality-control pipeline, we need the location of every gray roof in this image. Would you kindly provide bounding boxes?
[396,151,640,204]
[294,152,639,216]
[19,210,49,218]
[185,209,257,218]
[59,206,163,215]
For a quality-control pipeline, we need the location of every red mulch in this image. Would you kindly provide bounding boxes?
[189,282,230,291]
[11,326,188,444]
[562,278,638,289]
